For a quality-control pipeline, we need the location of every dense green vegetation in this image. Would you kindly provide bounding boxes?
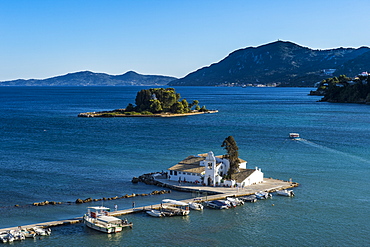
[312,74,370,103]
[124,88,206,114]
[221,136,239,178]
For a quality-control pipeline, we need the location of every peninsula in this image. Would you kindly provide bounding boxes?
[309,73,370,104]
[78,87,217,117]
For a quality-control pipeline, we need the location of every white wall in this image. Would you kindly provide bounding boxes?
[167,169,202,183]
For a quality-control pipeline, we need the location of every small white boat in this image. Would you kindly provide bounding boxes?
[226,197,244,206]
[146,209,164,217]
[10,230,25,240]
[32,227,51,236]
[188,199,204,210]
[21,229,36,238]
[276,189,295,197]
[205,200,229,209]
[255,191,272,200]
[83,206,133,233]
[239,195,257,203]
[0,232,12,243]
[289,133,300,140]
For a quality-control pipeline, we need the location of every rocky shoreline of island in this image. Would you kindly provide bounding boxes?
[78,109,218,118]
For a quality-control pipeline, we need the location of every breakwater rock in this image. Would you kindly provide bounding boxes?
[30,189,171,207]
[134,173,167,186]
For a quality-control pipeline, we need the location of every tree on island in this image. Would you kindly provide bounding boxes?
[126,88,203,114]
[221,136,240,178]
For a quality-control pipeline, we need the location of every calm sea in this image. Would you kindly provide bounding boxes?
[0,86,369,246]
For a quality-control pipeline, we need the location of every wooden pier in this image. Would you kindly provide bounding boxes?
[0,178,298,232]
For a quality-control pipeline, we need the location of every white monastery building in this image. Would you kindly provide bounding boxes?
[167,151,264,187]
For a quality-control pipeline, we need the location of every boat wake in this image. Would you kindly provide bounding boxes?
[297,138,370,164]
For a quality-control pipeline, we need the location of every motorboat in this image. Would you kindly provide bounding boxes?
[32,227,51,236]
[21,229,36,238]
[276,189,295,197]
[289,133,300,140]
[83,206,133,233]
[146,209,164,217]
[161,199,190,216]
[255,191,272,200]
[239,195,257,203]
[205,200,229,209]
[0,232,14,243]
[226,197,244,206]
[0,229,26,243]
[188,199,204,210]
[10,230,25,241]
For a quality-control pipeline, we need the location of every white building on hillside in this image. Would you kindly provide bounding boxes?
[167,151,264,187]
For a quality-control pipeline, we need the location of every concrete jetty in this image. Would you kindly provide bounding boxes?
[0,177,298,232]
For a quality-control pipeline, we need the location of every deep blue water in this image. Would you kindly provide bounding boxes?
[0,86,369,246]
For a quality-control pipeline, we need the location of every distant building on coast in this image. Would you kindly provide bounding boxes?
[167,151,263,187]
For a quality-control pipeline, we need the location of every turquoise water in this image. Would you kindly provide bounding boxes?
[0,86,369,246]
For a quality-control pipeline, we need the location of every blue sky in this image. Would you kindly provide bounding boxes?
[1,0,370,81]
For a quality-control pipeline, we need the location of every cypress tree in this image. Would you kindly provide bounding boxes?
[221,136,239,178]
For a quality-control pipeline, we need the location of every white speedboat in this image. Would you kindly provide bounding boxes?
[21,229,36,238]
[0,232,13,243]
[188,199,204,210]
[226,197,244,206]
[83,206,133,233]
[239,195,257,203]
[205,200,229,209]
[289,133,300,140]
[276,189,295,197]
[255,191,272,200]
[146,209,164,217]
[10,230,25,240]
[32,227,51,236]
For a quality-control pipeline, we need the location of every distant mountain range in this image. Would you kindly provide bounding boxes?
[0,71,176,86]
[169,41,370,87]
[2,41,370,87]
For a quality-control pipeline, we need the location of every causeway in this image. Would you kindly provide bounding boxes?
[0,177,298,232]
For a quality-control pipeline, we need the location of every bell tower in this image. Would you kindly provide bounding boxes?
[204,151,216,186]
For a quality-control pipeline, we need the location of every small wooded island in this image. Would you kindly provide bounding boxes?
[78,87,217,117]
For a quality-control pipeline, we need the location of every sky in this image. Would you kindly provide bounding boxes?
[1,0,370,81]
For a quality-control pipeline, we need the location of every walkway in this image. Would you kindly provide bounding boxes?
[0,178,298,232]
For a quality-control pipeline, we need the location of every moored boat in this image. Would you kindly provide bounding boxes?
[188,199,204,210]
[146,209,164,217]
[21,229,36,238]
[239,195,257,203]
[0,232,14,243]
[32,227,51,236]
[205,200,229,209]
[226,197,244,206]
[255,191,272,200]
[161,199,190,216]
[276,189,295,197]
[83,206,133,233]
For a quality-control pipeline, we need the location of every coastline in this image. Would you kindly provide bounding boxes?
[78,110,218,118]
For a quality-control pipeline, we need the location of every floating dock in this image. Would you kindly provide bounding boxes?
[0,177,298,232]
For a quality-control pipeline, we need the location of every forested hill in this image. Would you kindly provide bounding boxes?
[0,71,176,86]
[168,41,370,87]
